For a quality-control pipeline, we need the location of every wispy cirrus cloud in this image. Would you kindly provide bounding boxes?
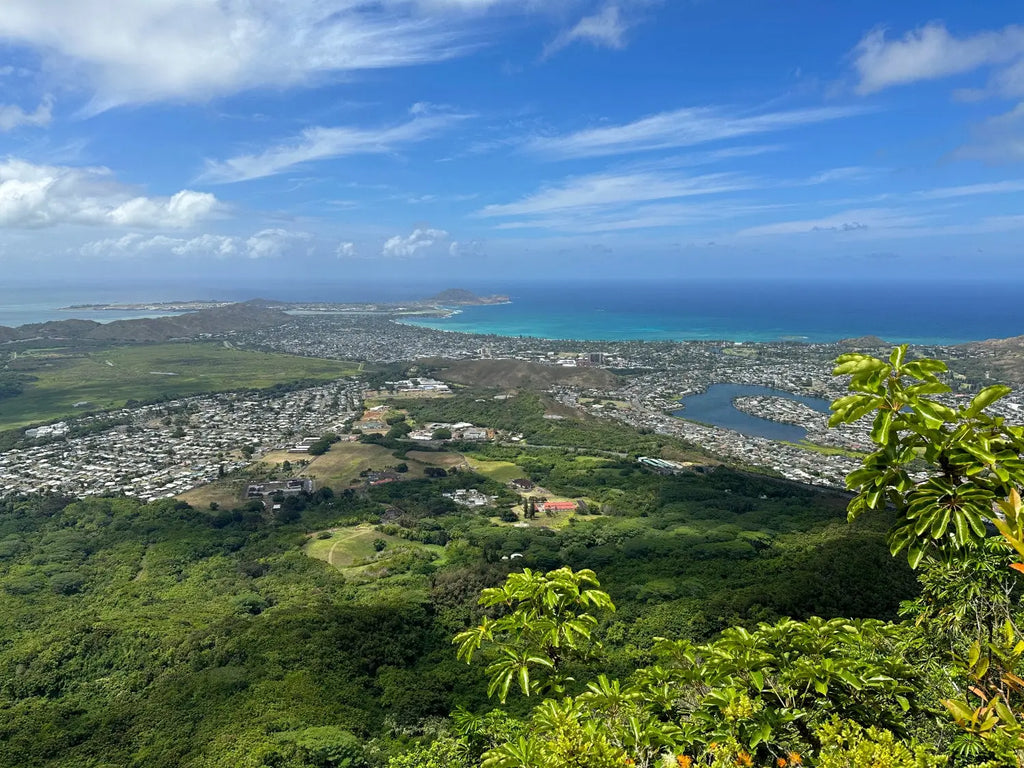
[491,200,791,233]
[852,23,1024,95]
[0,0,532,110]
[524,104,869,159]
[477,169,752,219]
[913,179,1024,199]
[202,109,469,183]
[476,158,890,233]
[545,5,631,57]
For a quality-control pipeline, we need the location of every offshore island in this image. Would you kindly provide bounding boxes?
[58,288,512,318]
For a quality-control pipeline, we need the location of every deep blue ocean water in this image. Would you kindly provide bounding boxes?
[401,280,1024,345]
[675,384,831,442]
[2,279,1022,344]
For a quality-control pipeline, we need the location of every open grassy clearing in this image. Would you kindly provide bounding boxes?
[177,481,249,511]
[305,524,443,572]
[782,440,868,459]
[300,442,405,486]
[0,342,359,430]
[465,457,528,483]
[405,450,467,468]
[256,449,309,467]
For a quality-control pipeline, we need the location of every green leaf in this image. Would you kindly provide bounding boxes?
[968,641,981,667]
[903,358,948,377]
[906,541,926,569]
[943,699,977,723]
[952,511,970,547]
[904,381,951,396]
[965,385,1013,417]
[871,410,893,444]
[749,670,764,691]
[889,345,907,369]
[961,442,997,466]
[915,399,957,424]
[834,357,888,376]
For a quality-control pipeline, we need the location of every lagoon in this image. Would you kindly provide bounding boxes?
[674,383,831,442]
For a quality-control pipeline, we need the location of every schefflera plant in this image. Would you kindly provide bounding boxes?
[828,345,1024,568]
[830,346,1024,764]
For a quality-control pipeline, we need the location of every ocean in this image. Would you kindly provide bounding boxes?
[2,279,1022,345]
[400,279,1024,345]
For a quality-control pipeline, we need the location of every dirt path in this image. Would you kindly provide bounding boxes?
[326,527,369,567]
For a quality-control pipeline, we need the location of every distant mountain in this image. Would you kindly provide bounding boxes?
[961,335,1024,383]
[0,301,292,343]
[425,288,510,305]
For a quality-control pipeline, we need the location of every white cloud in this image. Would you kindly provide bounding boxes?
[955,102,1024,164]
[545,5,629,56]
[0,96,53,131]
[0,158,220,228]
[382,227,450,257]
[852,23,1024,94]
[0,0,533,109]
[168,234,240,258]
[337,241,357,258]
[246,229,312,259]
[108,190,220,228]
[477,170,751,218]
[525,105,868,159]
[449,239,484,257]
[202,111,467,183]
[79,229,309,260]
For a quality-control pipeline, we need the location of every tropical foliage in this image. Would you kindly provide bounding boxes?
[440,347,1024,767]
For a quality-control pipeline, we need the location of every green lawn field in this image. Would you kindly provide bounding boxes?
[0,342,360,430]
[304,524,444,582]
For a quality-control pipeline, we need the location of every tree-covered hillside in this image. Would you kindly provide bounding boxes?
[0,443,911,766]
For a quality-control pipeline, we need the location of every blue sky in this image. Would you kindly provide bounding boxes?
[1,0,1024,292]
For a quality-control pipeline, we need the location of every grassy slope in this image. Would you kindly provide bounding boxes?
[305,524,442,570]
[0,342,359,430]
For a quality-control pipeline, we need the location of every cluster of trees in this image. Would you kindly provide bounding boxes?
[397,347,1024,766]
[308,432,341,456]
[0,372,30,401]
[401,391,702,460]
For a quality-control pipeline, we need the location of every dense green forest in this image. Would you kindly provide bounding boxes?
[0,441,911,766]
[8,347,1024,766]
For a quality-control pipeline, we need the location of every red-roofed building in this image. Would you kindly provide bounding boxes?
[541,501,577,513]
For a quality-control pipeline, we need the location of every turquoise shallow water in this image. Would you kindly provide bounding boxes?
[400,279,1024,345]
